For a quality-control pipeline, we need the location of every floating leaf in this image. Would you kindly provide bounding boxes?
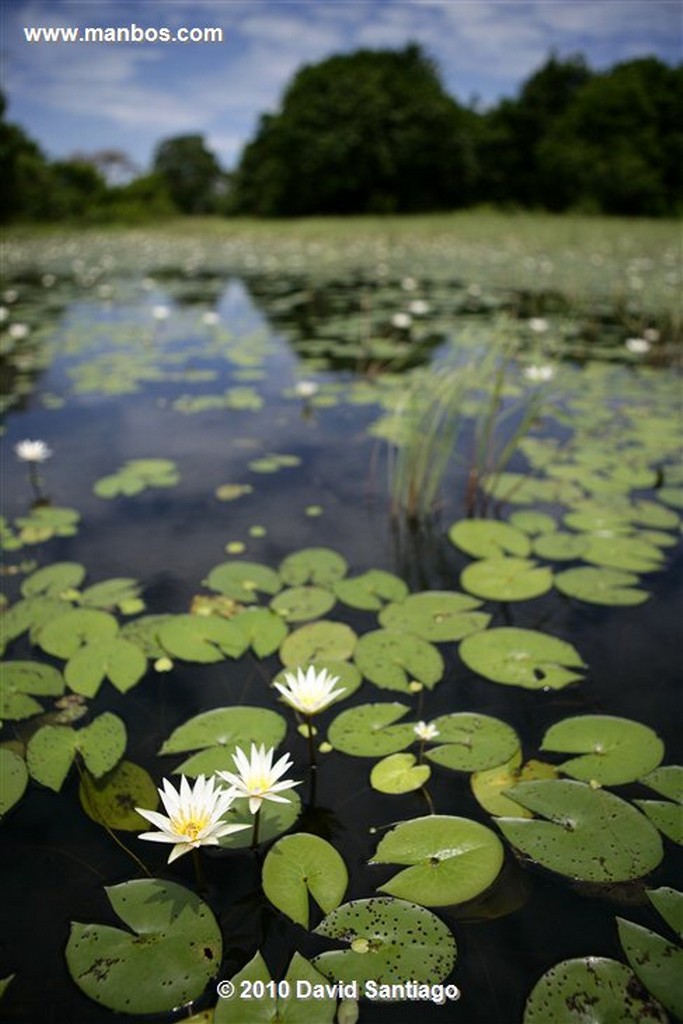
[279,548,347,587]
[633,801,683,844]
[327,703,415,756]
[0,747,28,818]
[159,615,247,663]
[371,815,504,906]
[65,637,147,696]
[617,917,683,1019]
[270,586,336,622]
[36,608,119,659]
[65,878,221,1014]
[262,833,348,927]
[79,578,142,611]
[648,887,683,939]
[279,621,357,667]
[120,614,176,658]
[370,753,431,793]
[27,713,126,791]
[0,661,64,720]
[379,592,489,642]
[541,715,664,785]
[461,558,553,602]
[425,713,520,772]
[448,519,531,559]
[80,760,159,831]
[215,952,336,1024]
[20,561,85,598]
[640,765,682,802]
[583,535,664,574]
[532,532,588,561]
[555,566,649,605]
[459,627,585,689]
[471,754,558,818]
[1,596,69,651]
[160,706,286,777]
[334,570,408,611]
[354,629,443,692]
[313,897,456,986]
[508,510,556,536]
[78,713,127,778]
[232,608,288,657]
[523,957,667,1023]
[215,483,253,502]
[498,780,663,882]
[219,792,301,849]
[205,561,282,603]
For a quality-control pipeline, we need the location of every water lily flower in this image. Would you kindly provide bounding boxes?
[643,328,660,343]
[414,721,440,741]
[625,337,651,354]
[274,666,345,716]
[9,323,29,339]
[217,744,300,815]
[202,310,220,326]
[524,364,555,383]
[295,380,318,399]
[152,304,170,321]
[528,317,549,333]
[391,312,412,329]
[135,774,248,863]
[14,439,52,463]
[408,299,430,316]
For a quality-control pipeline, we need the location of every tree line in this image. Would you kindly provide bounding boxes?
[2,46,681,222]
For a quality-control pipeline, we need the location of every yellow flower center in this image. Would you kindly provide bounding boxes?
[174,815,209,842]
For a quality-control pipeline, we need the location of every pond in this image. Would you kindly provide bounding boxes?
[1,229,681,1024]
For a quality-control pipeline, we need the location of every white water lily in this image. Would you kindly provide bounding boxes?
[152,304,170,321]
[294,380,318,399]
[136,774,248,863]
[524,364,555,383]
[528,317,549,333]
[625,337,651,355]
[274,666,345,715]
[218,744,300,815]
[391,312,412,329]
[14,439,52,463]
[414,721,440,741]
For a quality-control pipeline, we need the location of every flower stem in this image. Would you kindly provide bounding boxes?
[421,785,435,815]
[251,807,262,849]
[306,717,317,770]
[192,847,207,894]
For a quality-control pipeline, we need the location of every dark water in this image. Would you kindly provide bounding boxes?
[1,274,680,1024]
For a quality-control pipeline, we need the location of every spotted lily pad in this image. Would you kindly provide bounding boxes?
[371,815,504,906]
[379,592,489,642]
[370,753,431,794]
[523,957,667,1023]
[79,760,159,831]
[270,586,336,623]
[334,570,408,611]
[0,661,64,720]
[215,952,336,1024]
[425,713,520,772]
[262,833,348,927]
[617,917,683,1020]
[448,519,531,559]
[461,558,553,602]
[205,561,282,603]
[327,703,416,756]
[498,780,663,882]
[232,608,288,657]
[279,548,348,587]
[27,713,127,791]
[459,628,585,689]
[633,800,683,844]
[158,615,247,663]
[554,566,649,605]
[0,747,28,818]
[65,878,222,1014]
[354,629,443,692]
[1,596,70,651]
[648,887,683,939]
[639,766,683,802]
[312,897,456,985]
[36,608,119,659]
[20,561,85,598]
[160,706,286,777]
[471,753,558,817]
[541,715,664,785]
[279,621,357,667]
[64,637,148,696]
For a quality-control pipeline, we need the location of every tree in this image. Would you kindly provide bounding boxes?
[153,134,223,213]
[231,44,476,215]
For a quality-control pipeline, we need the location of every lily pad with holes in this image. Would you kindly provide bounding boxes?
[160,707,286,777]
[36,608,119,659]
[617,917,683,1019]
[334,570,408,611]
[370,753,431,794]
[27,713,127,791]
[371,815,504,907]
[279,548,348,588]
[65,878,222,1015]
[523,957,668,1023]
[459,628,585,689]
[554,566,649,605]
[424,713,520,772]
[64,637,147,696]
[448,519,532,559]
[354,630,443,692]
[313,897,456,986]
[218,791,301,849]
[532,533,589,562]
[279,621,357,667]
[270,587,336,623]
[20,561,85,598]
[327,703,416,757]
[461,558,553,602]
[80,760,159,831]
[0,661,64,720]
[215,952,336,1024]
[498,779,663,882]
[0,748,28,818]
[471,753,558,818]
[205,561,282,603]
[379,592,489,642]
[262,833,348,927]
[541,715,664,785]
[232,608,288,657]
[158,615,247,663]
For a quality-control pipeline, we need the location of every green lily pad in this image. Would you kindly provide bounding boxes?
[160,706,286,776]
[508,510,556,536]
[327,703,416,756]
[461,557,553,602]
[313,897,456,986]
[371,815,504,906]
[532,533,589,561]
[425,713,520,772]
[448,519,532,559]
[554,566,649,605]
[65,878,221,1014]
[279,621,357,667]
[379,592,489,642]
[218,791,301,849]
[0,661,64,720]
[232,608,289,657]
[120,614,175,658]
[640,765,682,802]
[523,957,667,1023]
[633,801,683,844]
[0,974,15,1001]
[279,548,348,588]
[630,499,680,528]
[563,505,634,533]
[262,833,348,927]
[27,713,127,791]
[158,615,247,663]
[0,747,28,818]
[20,561,85,598]
[36,608,119,659]
[498,779,663,882]
[471,753,558,817]
[64,637,147,696]
[648,887,683,939]
[334,570,408,611]
[617,917,683,1019]
[1,596,70,651]
[205,561,282,603]
[80,760,159,831]
[370,753,431,794]
[657,486,683,509]
[459,627,585,689]
[79,578,142,611]
[583,536,664,574]
[215,951,336,1024]
[354,629,443,692]
[541,715,664,785]
[270,586,336,623]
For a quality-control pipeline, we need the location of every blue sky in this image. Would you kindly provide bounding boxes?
[3,1,681,172]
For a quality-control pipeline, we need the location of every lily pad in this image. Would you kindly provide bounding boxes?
[270,587,336,623]
[334,570,408,611]
[80,760,160,831]
[279,621,357,667]
[0,661,64,720]
[523,957,667,1023]
[65,878,221,1014]
[36,608,119,659]
[160,706,286,777]
[471,753,558,818]
[640,765,682,802]
[583,536,664,574]
[371,815,504,906]
[459,628,585,689]
[120,615,175,658]
[555,566,649,605]
[313,897,456,986]
[497,779,663,882]
[232,608,289,657]
[617,917,683,1019]
[279,548,348,588]
[79,578,143,612]
[215,951,336,1024]
[0,747,28,818]
[327,703,416,757]
[64,637,147,696]
[448,519,531,559]
[541,715,664,785]
[425,713,520,772]
[379,592,489,642]
[461,557,553,602]
[218,791,301,849]
[20,561,85,598]
[159,615,247,663]
[648,887,683,939]
[205,561,282,603]
[370,753,431,794]
[508,510,556,536]
[1,596,70,651]
[633,800,683,844]
[27,713,127,791]
[532,532,589,561]
[262,833,348,927]
[354,629,443,692]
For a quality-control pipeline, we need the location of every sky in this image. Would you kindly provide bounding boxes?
[3,0,681,173]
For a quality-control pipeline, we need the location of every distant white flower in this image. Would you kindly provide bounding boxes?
[408,299,430,316]
[135,774,248,864]
[401,276,417,291]
[217,744,300,815]
[528,318,549,333]
[643,328,660,343]
[15,439,52,463]
[391,312,412,330]
[3,289,18,304]
[625,337,651,355]
[152,304,170,321]
[294,380,318,399]
[8,323,29,340]
[414,721,440,741]
[202,310,220,326]
[524,364,555,383]
[274,666,345,715]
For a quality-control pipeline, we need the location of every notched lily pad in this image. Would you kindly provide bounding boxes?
[327,703,416,757]
[370,753,431,794]
[279,621,357,667]
[354,629,443,692]
[555,566,649,605]
[205,561,282,603]
[160,706,286,777]
[0,747,29,818]
[0,661,64,720]
[448,519,532,559]
[334,570,408,611]
[279,548,348,587]
[617,916,683,1019]
[379,591,489,642]
[20,561,85,598]
[461,558,553,602]
[158,615,247,663]
[459,628,585,690]
[80,760,159,831]
[270,586,336,623]
[541,715,664,785]
[215,951,336,1024]
[262,833,348,927]
[425,712,520,772]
